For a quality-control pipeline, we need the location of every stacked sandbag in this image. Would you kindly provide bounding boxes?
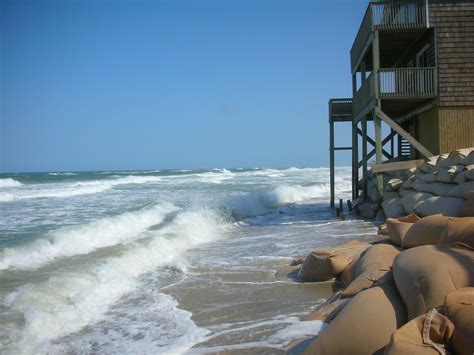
[297,241,370,282]
[301,291,349,323]
[439,217,474,249]
[302,285,407,354]
[392,244,474,320]
[341,244,400,297]
[385,309,454,355]
[444,288,474,355]
[364,147,474,218]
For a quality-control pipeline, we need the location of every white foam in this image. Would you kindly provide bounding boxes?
[2,175,163,202]
[0,178,23,188]
[227,184,329,218]
[48,172,77,176]
[0,203,178,270]
[192,316,324,353]
[2,209,228,353]
[0,192,15,202]
[192,170,235,184]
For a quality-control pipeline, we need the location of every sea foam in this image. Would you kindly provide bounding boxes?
[2,209,227,353]
[0,178,23,188]
[227,184,329,218]
[0,203,178,270]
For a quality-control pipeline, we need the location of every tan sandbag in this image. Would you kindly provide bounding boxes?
[459,192,474,217]
[414,196,464,217]
[439,217,474,248]
[382,198,405,218]
[302,291,349,323]
[302,285,407,355]
[341,244,400,297]
[402,214,448,248]
[385,309,454,355]
[401,192,435,214]
[275,264,302,278]
[378,223,389,236]
[386,218,413,247]
[289,257,305,266]
[444,287,474,355]
[393,244,474,320]
[398,213,421,223]
[297,241,370,282]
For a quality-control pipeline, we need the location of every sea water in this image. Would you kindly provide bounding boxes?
[0,167,377,354]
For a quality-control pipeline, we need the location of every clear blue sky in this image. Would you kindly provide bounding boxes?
[1,0,367,173]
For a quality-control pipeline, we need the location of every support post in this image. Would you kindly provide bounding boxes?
[372,30,384,203]
[362,116,368,201]
[352,120,359,200]
[329,107,335,208]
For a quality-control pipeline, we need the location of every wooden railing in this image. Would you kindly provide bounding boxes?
[353,73,374,117]
[379,67,437,98]
[329,98,353,118]
[351,0,427,72]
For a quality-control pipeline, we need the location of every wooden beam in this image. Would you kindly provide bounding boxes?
[329,106,335,208]
[372,159,425,173]
[362,117,368,201]
[376,109,434,158]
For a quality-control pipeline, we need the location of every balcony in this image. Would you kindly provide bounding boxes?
[353,67,437,119]
[351,0,428,71]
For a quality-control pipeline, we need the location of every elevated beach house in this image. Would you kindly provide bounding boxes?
[329,0,474,207]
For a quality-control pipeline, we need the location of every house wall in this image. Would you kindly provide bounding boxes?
[438,107,474,153]
[418,107,440,155]
[429,0,474,106]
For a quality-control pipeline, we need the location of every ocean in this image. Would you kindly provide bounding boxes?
[0,167,377,354]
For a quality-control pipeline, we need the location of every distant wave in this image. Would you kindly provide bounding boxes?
[0,178,23,188]
[226,184,330,219]
[0,175,163,202]
[48,172,78,176]
[2,209,227,352]
[0,203,178,270]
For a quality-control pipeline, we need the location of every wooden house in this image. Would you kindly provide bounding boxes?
[329,0,474,207]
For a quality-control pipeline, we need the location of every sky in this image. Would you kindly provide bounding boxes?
[1,0,368,173]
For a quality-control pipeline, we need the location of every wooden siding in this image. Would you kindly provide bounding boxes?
[429,1,474,106]
[438,107,474,153]
[418,107,440,155]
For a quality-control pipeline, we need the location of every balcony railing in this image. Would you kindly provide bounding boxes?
[379,67,437,98]
[351,0,427,71]
[353,67,437,117]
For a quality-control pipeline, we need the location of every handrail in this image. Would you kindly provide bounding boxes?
[379,67,437,98]
[351,0,427,72]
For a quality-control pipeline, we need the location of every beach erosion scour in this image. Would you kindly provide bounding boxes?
[0,167,377,353]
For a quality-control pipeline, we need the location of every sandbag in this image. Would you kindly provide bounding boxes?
[465,166,474,181]
[341,244,400,297]
[302,291,349,323]
[448,181,474,199]
[460,150,474,165]
[383,191,400,200]
[401,192,434,214]
[298,241,370,282]
[433,167,458,183]
[438,149,472,168]
[459,192,474,217]
[418,156,440,173]
[402,214,448,248]
[421,172,436,183]
[393,244,474,320]
[386,218,413,246]
[385,178,403,192]
[398,187,416,197]
[414,181,456,197]
[382,198,405,218]
[302,285,407,355]
[398,213,421,223]
[414,196,464,217]
[385,309,454,355]
[439,217,474,248]
[275,264,302,278]
[444,288,474,355]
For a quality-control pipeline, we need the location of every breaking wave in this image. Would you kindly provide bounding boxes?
[0,178,23,188]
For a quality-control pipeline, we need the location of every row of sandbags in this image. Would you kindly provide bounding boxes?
[356,148,474,219]
[283,214,474,354]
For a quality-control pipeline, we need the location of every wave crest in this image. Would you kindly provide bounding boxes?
[0,178,23,188]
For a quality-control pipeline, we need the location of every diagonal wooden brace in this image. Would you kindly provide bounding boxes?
[376,109,433,158]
